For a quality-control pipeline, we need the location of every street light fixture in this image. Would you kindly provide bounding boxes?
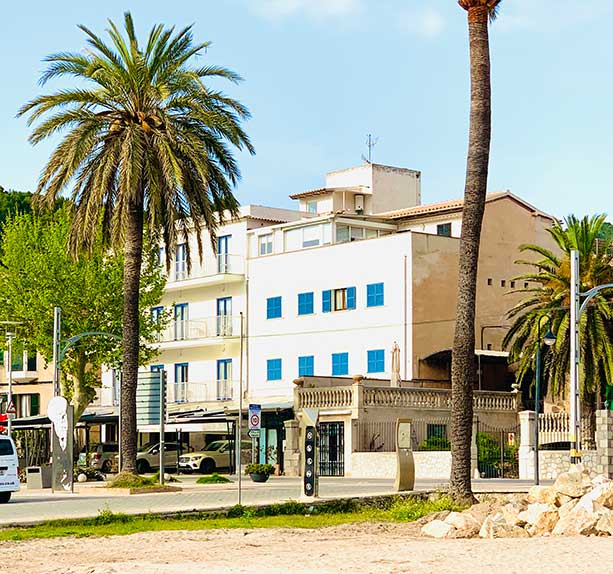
[534,316,555,485]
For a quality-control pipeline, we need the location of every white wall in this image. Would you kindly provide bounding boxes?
[401,216,462,239]
[247,233,414,401]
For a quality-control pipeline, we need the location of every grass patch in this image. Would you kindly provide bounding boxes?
[0,495,464,541]
[196,473,232,484]
[108,473,158,489]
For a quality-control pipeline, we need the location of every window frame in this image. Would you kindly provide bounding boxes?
[367,349,385,373]
[331,352,349,376]
[267,358,282,381]
[266,296,282,319]
[259,234,273,256]
[436,223,452,237]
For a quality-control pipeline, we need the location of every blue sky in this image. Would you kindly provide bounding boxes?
[1,0,612,218]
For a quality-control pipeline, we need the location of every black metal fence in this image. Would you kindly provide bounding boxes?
[476,421,520,479]
[354,418,452,452]
[318,421,345,476]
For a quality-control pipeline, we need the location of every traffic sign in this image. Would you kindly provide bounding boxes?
[5,400,16,415]
[248,429,260,439]
[248,404,261,430]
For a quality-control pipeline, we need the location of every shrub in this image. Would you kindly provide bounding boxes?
[418,436,451,451]
[108,473,157,489]
[197,473,232,484]
[245,463,275,477]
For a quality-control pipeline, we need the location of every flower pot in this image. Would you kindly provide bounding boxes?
[249,473,270,483]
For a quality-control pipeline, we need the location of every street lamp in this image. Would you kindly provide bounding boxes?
[534,316,555,485]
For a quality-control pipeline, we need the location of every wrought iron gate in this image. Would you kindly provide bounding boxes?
[476,421,520,479]
[318,421,345,476]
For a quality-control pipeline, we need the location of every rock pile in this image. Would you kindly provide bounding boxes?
[422,466,613,539]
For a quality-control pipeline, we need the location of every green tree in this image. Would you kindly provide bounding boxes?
[450,0,502,504]
[0,207,166,420]
[504,214,613,412]
[18,13,253,473]
[0,187,33,227]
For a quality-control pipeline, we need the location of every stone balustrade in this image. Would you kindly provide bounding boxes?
[295,385,517,412]
[538,412,570,445]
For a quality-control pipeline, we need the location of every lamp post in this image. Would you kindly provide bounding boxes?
[5,332,14,437]
[534,316,556,485]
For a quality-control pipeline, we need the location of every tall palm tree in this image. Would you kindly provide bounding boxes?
[504,215,613,415]
[18,13,254,474]
[451,0,502,504]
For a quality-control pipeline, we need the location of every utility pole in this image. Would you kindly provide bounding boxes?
[6,332,14,437]
[570,250,581,464]
[52,307,62,396]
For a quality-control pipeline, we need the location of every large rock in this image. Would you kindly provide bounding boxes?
[464,501,501,527]
[557,498,578,520]
[594,482,613,510]
[501,503,524,527]
[569,480,613,517]
[595,512,613,536]
[553,466,593,499]
[478,512,528,539]
[445,511,480,538]
[518,503,559,536]
[552,507,599,536]
[421,519,455,539]
[528,485,558,506]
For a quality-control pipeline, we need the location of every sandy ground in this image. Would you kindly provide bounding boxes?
[1,523,612,574]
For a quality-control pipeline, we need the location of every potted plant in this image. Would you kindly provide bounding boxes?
[245,463,275,483]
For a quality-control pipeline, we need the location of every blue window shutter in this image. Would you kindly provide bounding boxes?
[347,286,356,310]
[299,355,314,377]
[267,297,282,319]
[367,349,385,373]
[322,290,332,313]
[298,292,314,316]
[332,352,349,376]
[267,359,282,380]
[367,283,384,307]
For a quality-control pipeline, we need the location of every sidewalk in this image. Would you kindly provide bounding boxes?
[0,477,540,527]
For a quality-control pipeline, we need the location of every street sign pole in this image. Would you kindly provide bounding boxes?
[159,371,166,485]
[6,332,13,437]
[248,403,261,466]
[237,312,244,505]
[52,307,62,397]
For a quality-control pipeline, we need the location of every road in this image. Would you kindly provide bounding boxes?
[0,476,541,526]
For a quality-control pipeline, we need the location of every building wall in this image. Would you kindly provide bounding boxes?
[247,233,414,401]
[0,352,54,416]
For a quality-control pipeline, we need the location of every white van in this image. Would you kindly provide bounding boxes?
[0,435,20,503]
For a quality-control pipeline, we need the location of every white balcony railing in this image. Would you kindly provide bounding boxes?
[157,316,241,344]
[169,254,244,283]
[169,380,236,403]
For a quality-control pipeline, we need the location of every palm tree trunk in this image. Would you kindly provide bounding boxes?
[450,6,492,504]
[120,193,144,474]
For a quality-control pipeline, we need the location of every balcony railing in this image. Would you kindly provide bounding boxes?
[157,316,241,344]
[169,254,244,283]
[168,380,236,403]
[296,385,519,413]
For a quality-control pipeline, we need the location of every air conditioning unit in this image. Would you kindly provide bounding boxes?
[354,194,365,214]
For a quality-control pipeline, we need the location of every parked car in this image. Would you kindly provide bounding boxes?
[78,443,119,473]
[134,442,192,474]
[179,440,251,474]
[0,435,20,503]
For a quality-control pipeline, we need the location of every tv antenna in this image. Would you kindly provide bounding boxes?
[362,133,379,163]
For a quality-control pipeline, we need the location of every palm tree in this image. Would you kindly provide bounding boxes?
[504,215,613,418]
[18,13,254,474]
[450,0,502,504]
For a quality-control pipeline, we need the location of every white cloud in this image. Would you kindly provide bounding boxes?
[398,6,446,39]
[250,0,365,22]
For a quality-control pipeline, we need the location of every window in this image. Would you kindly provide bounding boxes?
[267,358,282,381]
[302,225,320,248]
[259,234,273,256]
[157,246,165,267]
[151,364,164,372]
[437,223,452,237]
[501,280,506,287]
[487,278,493,286]
[366,283,384,307]
[175,243,187,279]
[298,355,314,377]
[323,287,356,312]
[367,349,385,373]
[510,281,516,289]
[151,306,164,323]
[524,282,529,289]
[336,225,350,243]
[267,296,282,319]
[332,352,349,376]
[365,228,378,239]
[174,303,188,340]
[350,227,364,241]
[174,363,188,403]
[26,349,37,371]
[298,292,314,315]
[307,200,317,214]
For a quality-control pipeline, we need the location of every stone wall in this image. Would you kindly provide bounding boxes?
[349,451,451,480]
[519,409,613,480]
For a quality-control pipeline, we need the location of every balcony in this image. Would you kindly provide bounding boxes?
[165,254,244,291]
[7,355,39,383]
[168,380,236,404]
[155,316,241,349]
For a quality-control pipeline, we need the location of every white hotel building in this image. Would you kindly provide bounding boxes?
[97,162,554,469]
